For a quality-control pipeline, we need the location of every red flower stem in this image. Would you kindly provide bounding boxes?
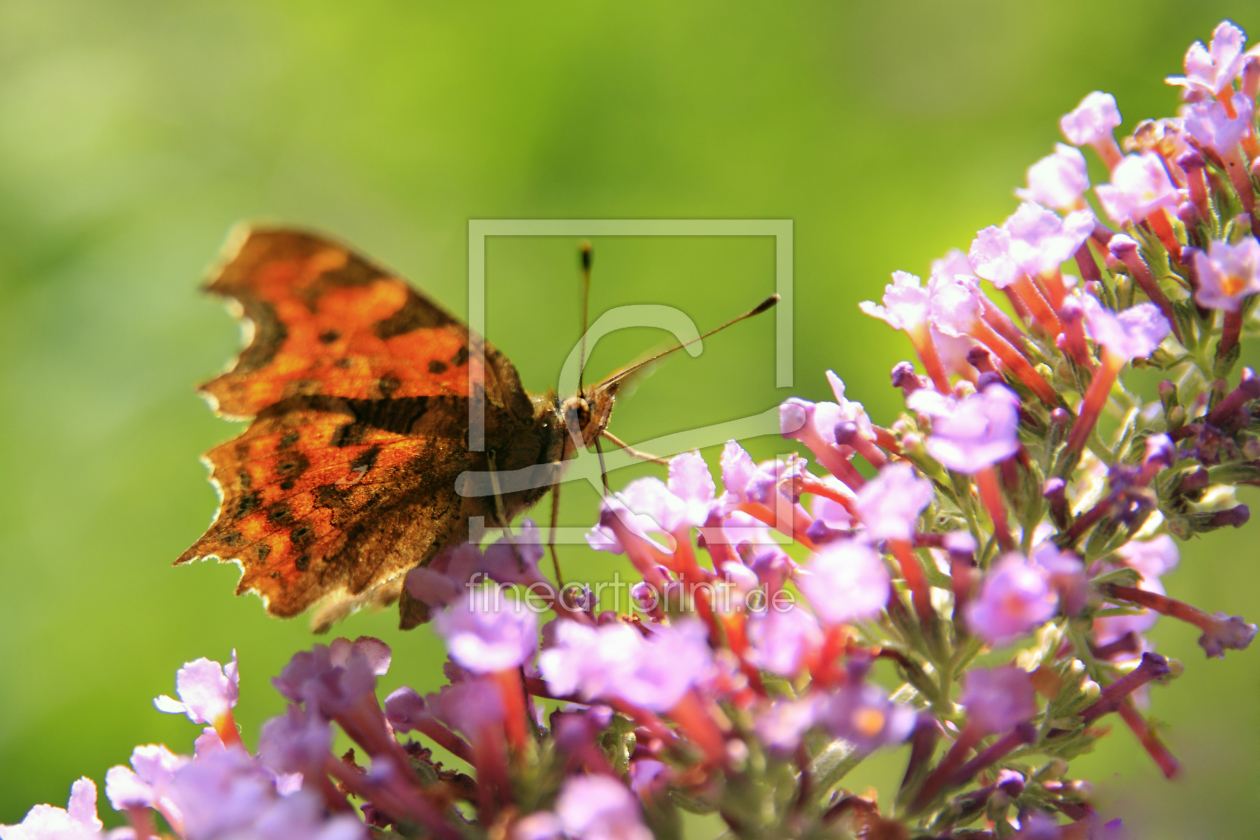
[948,722,1036,786]
[1101,584,1217,636]
[603,509,671,589]
[1148,209,1183,261]
[799,476,858,516]
[1041,270,1068,309]
[1001,286,1033,325]
[1091,135,1123,171]
[737,501,818,550]
[125,806,158,840]
[1218,309,1244,360]
[975,466,1014,551]
[672,528,721,641]
[1224,148,1256,219]
[908,723,982,814]
[492,668,529,755]
[1112,244,1182,344]
[1011,275,1064,336]
[872,426,903,454]
[326,755,460,840]
[1065,350,1122,457]
[908,323,952,394]
[1077,652,1170,724]
[669,690,727,767]
[415,718,475,764]
[982,298,1033,355]
[971,317,1061,406]
[890,539,934,626]
[1118,699,1180,779]
[213,710,243,748]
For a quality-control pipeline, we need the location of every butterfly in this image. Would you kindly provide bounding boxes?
[177,225,775,631]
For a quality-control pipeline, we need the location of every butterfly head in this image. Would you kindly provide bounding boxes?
[559,382,619,453]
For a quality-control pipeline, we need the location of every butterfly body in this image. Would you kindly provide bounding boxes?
[177,226,617,630]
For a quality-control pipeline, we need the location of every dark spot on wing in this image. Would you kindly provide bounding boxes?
[291,524,315,548]
[295,554,310,572]
[222,531,242,546]
[318,330,340,344]
[267,503,293,526]
[378,376,402,397]
[257,543,271,561]
[279,431,300,449]
[235,491,260,520]
[374,292,452,339]
[450,346,469,367]
[335,358,353,369]
[351,445,381,473]
[237,470,252,489]
[428,359,448,375]
[276,452,310,482]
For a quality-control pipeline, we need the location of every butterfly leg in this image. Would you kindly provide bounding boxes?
[486,450,529,573]
[601,429,670,465]
[548,481,565,586]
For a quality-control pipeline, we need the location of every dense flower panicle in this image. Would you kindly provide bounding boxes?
[14,20,1260,840]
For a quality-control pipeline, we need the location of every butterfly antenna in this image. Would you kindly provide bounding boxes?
[578,240,593,392]
[600,294,780,388]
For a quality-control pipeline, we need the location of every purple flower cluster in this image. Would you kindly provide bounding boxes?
[8,18,1260,840]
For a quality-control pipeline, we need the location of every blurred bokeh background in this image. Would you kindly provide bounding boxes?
[2,1,1259,836]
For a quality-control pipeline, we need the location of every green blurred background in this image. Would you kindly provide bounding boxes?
[2,1,1259,836]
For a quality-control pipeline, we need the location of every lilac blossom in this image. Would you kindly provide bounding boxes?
[424,678,505,738]
[916,385,1021,474]
[554,775,652,840]
[0,778,126,840]
[154,652,239,729]
[434,586,539,674]
[405,543,486,608]
[798,539,891,624]
[1193,237,1260,311]
[817,682,916,752]
[960,666,1038,734]
[1182,92,1254,156]
[1166,21,1248,97]
[1081,294,1171,360]
[1095,153,1184,224]
[540,619,712,712]
[104,745,188,833]
[1032,543,1087,616]
[966,554,1058,646]
[1060,91,1122,147]
[860,270,930,332]
[753,697,823,755]
[272,637,390,719]
[745,604,822,677]
[481,520,548,587]
[969,203,1095,284]
[853,462,934,540]
[1017,144,1090,210]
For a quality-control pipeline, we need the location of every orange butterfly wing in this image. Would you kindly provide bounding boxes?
[177,227,538,629]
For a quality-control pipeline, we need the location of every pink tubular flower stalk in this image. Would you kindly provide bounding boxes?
[1066,296,1172,458]
[930,280,1061,406]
